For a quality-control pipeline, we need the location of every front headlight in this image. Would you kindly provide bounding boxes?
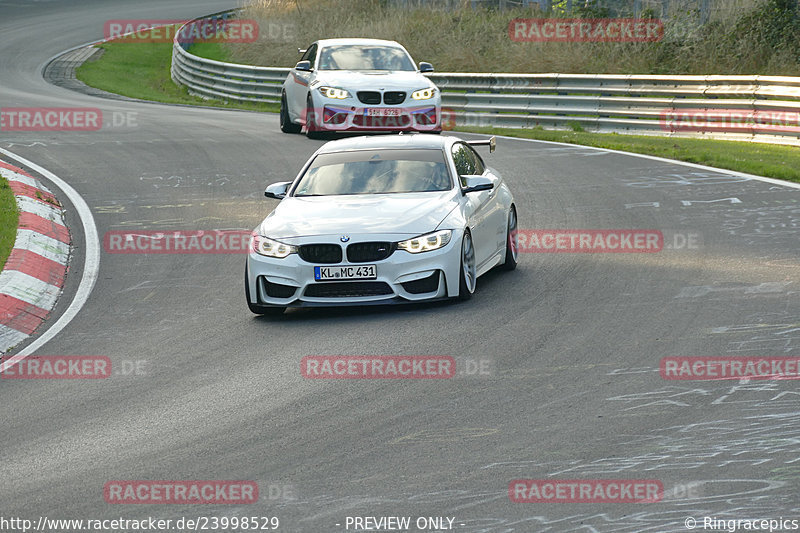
[319,86,351,99]
[252,235,297,258]
[397,230,452,253]
[411,87,436,100]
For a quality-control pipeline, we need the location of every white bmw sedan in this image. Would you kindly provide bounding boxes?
[280,38,442,138]
[245,134,518,315]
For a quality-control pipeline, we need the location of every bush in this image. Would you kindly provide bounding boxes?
[221,0,800,75]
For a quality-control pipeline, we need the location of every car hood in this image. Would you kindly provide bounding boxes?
[259,191,458,239]
[313,70,434,92]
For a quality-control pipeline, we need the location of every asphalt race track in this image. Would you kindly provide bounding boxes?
[1,1,799,532]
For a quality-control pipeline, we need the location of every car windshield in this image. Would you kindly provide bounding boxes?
[317,45,416,71]
[293,149,451,196]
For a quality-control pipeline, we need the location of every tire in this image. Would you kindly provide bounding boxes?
[499,206,518,271]
[245,266,285,316]
[458,230,477,300]
[305,96,325,139]
[280,93,301,134]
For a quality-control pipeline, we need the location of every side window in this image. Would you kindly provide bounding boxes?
[451,143,483,186]
[469,146,485,175]
[451,144,473,186]
[302,44,317,68]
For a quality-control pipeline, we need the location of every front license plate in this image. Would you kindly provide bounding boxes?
[314,265,377,281]
[365,108,401,116]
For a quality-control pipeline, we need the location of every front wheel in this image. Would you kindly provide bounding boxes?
[458,230,477,300]
[280,93,301,133]
[499,206,518,271]
[245,266,285,316]
[305,96,325,139]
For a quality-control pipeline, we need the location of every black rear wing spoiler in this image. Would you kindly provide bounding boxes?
[466,136,496,153]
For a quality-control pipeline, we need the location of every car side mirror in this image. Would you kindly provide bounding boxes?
[461,175,493,194]
[419,61,434,73]
[265,181,291,199]
[295,60,312,72]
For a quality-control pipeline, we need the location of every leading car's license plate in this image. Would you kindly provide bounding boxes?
[366,108,400,116]
[314,265,377,281]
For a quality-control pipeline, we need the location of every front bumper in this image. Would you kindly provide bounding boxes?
[246,232,462,308]
[312,101,442,132]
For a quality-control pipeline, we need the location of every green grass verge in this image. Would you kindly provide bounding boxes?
[76,35,279,113]
[187,42,233,63]
[0,175,19,271]
[75,32,800,185]
[460,126,800,184]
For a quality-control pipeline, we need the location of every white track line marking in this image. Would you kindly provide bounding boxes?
[0,148,100,364]
[489,134,800,190]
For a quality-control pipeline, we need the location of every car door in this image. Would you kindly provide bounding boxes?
[287,43,317,121]
[453,143,496,268]
[471,149,507,256]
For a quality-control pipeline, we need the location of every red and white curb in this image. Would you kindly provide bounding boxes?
[0,160,70,353]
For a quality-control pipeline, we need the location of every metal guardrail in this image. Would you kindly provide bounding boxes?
[171,14,800,146]
[170,9,288,103]
[171,46,288,102]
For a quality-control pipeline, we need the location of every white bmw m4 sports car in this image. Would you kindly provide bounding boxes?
[245,134,517,315]
[280,38,442,137]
